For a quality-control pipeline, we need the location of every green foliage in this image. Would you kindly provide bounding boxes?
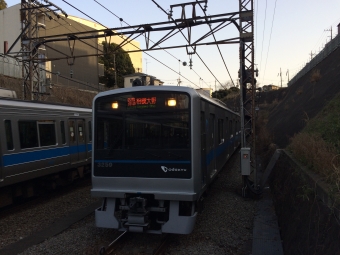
[0,0,7,10]
[99,42,135,88]
[289,91,340,190]
[212,86,239,99]
[304,93,340,152]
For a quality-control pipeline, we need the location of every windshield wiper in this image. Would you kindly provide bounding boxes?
[167,151,182,159]
[144,151,161,158]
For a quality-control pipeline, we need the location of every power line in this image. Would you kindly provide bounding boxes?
[61,0,199,87]
[261,0,278,85]
[91,0,199,88]
[151,0,224,88]
[195,0,235,88]
[259,0,267,73]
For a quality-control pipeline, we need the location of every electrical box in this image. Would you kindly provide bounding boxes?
[241,147,251,175]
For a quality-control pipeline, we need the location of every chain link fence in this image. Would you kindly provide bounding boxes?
[0,55,108,94]
[288,34,340,86]
[0,55,22,78]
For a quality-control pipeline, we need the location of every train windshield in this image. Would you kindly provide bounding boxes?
[94,91,191,178]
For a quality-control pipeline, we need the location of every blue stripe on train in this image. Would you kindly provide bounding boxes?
[3,143,92,167]
[95,160,190,164]
[206,134,239,166]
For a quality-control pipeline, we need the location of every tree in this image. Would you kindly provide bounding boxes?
[99,42,135,88]
[0,0,7,10]
[212,86,240,99]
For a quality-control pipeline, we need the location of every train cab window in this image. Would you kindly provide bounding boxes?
[4,120,14,150]
[19,121,38,149]
[88,121,92,142]
[60,121,66,144]
[38,121,56,146]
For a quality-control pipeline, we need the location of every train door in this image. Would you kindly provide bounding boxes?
[200,112,207,187]
[68,119,87,163]
[208,113,216,178]
[0,121,3,182]
[2,120,14,181]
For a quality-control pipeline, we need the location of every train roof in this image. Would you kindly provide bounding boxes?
[0,97,91,112]
[94,85,239,115]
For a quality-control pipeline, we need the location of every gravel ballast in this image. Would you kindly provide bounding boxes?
[1,152,256,255]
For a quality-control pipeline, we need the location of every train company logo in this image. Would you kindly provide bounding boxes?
[161,166,187,173]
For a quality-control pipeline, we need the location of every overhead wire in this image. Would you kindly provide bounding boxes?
[258,0,267,74]
[151,0,224,88]
[195,0,235,88]
[261,0,278,85]
[61,0,198,88]
[92,0,200,88]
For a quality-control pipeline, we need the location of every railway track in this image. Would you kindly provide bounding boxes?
[99,232,173,255]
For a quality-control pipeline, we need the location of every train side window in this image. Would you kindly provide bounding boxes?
[38,121,56,146]
[19,121,38,149]
[88,121,92,142]
[229,120,233,137]
[78,120,85,143]
[69,120,76,144]
[60,121,66,144]
[218,119,224,143]
[4,120,14,150]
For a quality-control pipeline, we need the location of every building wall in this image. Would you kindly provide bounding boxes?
[0,4,21,54]
[67,16,143,73]
[42,16,100,90]
[0,4,102,91]
[124,75,143,88]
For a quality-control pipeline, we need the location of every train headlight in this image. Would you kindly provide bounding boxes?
[167,98,176,107]
[111,101,119,109]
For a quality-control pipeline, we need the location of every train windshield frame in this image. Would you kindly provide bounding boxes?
[94,91,191,178]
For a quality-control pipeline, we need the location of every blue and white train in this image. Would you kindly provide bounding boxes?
[92,86,240,234]
[0,98,92,207]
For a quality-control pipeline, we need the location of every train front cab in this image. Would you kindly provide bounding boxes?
[92,87,200,234]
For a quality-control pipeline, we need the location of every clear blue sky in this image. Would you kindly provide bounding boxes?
[5,0,340,89]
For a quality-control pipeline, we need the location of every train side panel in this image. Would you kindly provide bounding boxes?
[0,100,92,195]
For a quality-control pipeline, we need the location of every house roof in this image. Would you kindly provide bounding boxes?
[123,72,154,77]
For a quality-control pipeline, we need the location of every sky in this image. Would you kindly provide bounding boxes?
[4,0,340,90]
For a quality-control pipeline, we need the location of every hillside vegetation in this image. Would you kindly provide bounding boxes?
[289,92,340,194]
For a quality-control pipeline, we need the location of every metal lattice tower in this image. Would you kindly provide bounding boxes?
[239,0,258,194]
[21,0,40,100]
[20,0,66,100]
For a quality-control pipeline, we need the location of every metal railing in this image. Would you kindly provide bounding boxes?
[288,34,340,86]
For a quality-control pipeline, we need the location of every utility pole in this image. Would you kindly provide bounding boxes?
[177,59,181,86]
[114,53,117,87]
[239,0,259,197]
[286,69,289,85]
[144,58,150,74]
[310,51,315,60]
[278,68,282,87]
[325,26,333,41]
